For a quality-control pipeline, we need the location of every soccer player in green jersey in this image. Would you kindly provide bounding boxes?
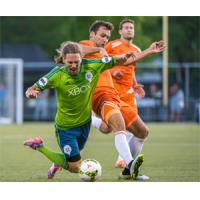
[24,41,135,175]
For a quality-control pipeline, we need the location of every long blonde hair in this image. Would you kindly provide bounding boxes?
[54,41,81,64]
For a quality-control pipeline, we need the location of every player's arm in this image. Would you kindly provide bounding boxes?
[114,52,136,65]
[25,85,40,99]
[26,66,60,99]
[100,52,136,71]
[124,40,166,65]
[79,44,108,57]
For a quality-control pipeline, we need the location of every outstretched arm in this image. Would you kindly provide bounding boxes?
[25,85,40,99]
[124,40,166,65]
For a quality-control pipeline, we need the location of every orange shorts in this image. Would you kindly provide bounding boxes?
[92,88,138,128]
[92,87,120,118]
[120,100,138,128]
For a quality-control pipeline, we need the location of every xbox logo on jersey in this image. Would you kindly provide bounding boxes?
[67,84,91,96]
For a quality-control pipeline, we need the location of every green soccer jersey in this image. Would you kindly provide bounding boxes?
[35,57,116,130]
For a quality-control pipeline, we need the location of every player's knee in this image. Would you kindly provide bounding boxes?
[100,126,112,134]
[108,114,125,132]
[141,126,149,139]
[99,123,112,134]
[109,121,125,132]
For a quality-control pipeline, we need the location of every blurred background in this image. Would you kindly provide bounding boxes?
[0,16,200,124]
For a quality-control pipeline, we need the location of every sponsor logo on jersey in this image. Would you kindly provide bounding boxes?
[102,57,111,63]
[85,72,93,82]
[63,145,72,155]
[67,84,91,96]
[38,77,48,87]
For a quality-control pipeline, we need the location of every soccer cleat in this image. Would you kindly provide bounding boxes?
[115,160,126,168]
[119,167,149,180]
[48,164,62,179]
[130,154,144,179]
[119,170,149,181]
[119,168,131,179]
[23,137,43,150]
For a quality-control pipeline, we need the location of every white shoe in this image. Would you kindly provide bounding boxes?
[136,174,150,181]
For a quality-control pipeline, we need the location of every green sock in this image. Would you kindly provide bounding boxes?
[37,146,68,170]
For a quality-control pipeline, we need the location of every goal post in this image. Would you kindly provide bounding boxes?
[0,58,23,124]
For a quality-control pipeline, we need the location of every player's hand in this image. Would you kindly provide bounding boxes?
[134,84,145,98]
[25,87,40,98]
[112,70,123,79]
[149,40,166,53]
[99,47,109,57]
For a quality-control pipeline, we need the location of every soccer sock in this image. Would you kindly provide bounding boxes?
[37,146,68,170]
[114,131,133,165]
[128,135,145,159]
[117,132,133,161]
[91,115,102,130]
[125,131,134,142]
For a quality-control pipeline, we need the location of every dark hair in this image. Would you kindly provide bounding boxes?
[89,20,114,33]
[54,41,81,64]
[119,19,134,30]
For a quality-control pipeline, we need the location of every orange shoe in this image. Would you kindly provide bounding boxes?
[115,160,126,168]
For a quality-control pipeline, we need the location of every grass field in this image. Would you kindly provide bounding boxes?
[0,122,199,182]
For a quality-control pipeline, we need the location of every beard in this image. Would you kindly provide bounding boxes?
[125,35,133,41]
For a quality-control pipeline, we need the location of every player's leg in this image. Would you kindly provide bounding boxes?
[127,115,149,143]
[115,131,133,168]
[24,137,68,170]
[67,120,93,173]
[121,102,149,158]
[92,114,111,134]
[102,103,134,167]
[119,103,147,179]
[48,120,92,177]
[126,116,149,180]
[55,126,85,173]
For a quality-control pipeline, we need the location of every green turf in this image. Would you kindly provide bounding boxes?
[0,122,199,182]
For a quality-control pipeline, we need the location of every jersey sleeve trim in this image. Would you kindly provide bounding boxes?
[81,58,102,64]
[34,83,43,91]
[46,66,61,79]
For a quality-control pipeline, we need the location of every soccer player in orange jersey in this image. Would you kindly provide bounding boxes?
[93,19,165,179]
[81,21,147,180]
[87,20,165,180]
[82,20,166,180]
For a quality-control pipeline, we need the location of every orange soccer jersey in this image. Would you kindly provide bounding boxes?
[105,39,141,105]
[80,40,114,88]
[80,40,138,127]
[80,40,120,114]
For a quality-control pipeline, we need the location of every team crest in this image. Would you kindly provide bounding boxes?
[85,72,93,82]
[38,77,48,87]
[102,57,111,63]
[63,145,72,155]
